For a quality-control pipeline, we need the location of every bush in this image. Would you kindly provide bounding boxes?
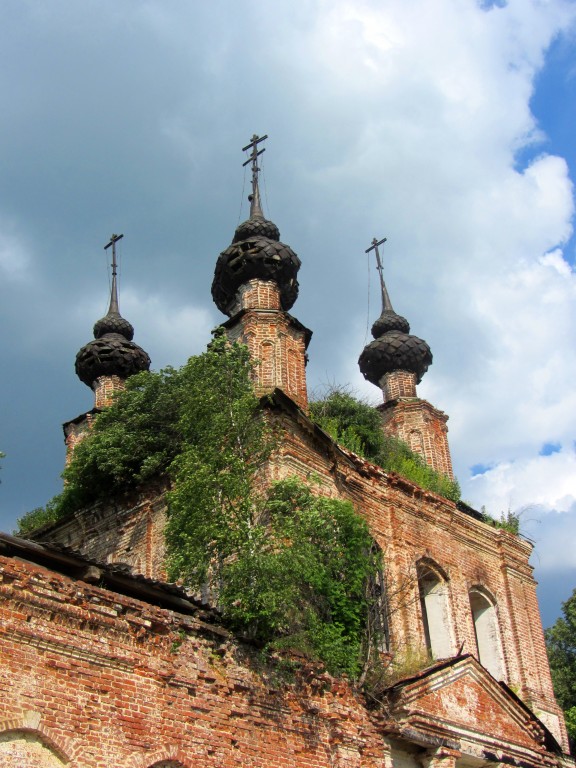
[310,387,460,502]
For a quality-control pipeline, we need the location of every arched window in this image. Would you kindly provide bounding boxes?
[0,731,67,767]
[367,543,390,653]
[469,587,505,680]
[258,340,275,388]
[417,560,454,659]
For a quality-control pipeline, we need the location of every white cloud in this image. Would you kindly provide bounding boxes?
[464,445,576,516]
[2,0,576,605]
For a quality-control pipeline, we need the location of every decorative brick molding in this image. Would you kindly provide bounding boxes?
[379,397,454,479]
[223,280,312,411]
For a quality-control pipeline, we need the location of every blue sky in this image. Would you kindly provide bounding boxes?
[0,0,575,629]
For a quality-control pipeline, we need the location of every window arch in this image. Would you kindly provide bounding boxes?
[258,340,276,388]
[0,731,67,767]
[367,542,390,653]
[469,587,505,680]
[417,560,454,659]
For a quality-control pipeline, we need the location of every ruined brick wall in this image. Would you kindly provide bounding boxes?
[0,552,569,767]
[42,402,567,752]
[267,407,566,748]
[0,555,389,768]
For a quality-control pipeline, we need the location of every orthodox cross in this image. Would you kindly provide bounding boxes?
[242,134,268,216]
[365,236,393,313]
[104,233,124,314]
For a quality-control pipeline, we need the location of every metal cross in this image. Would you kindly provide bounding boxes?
[104,233,124,277]
[242,134,268,202]
[365,236,392,313]
[104,233,124,315]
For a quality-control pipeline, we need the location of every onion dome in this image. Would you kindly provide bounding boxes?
[75,235,150,389]
[371,308,410,338]
[93,311,134,340]
[212,134,300,315]
[358,237,432,387]
[359,329,432,386]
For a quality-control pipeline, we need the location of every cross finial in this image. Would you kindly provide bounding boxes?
[242,133,268,218]
[104,233,124,315]
[365,236,394,313]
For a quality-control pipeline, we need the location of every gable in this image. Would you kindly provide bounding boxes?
[387,657,553,758]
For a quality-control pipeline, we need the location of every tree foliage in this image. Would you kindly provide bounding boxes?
[546,589,576,746]
[309,388,461,502]
[16,332,258,532]
[172,476,379,676]
[16,336,381,676]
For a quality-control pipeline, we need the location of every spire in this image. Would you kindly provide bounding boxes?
[75,235,150,391]
[366,237,394,314]
[104,233,122,315]
[212,134,300,315]
[365,236,411,338]
[359,237,431,386]
[242,134,268,219]
[93,234,134,340]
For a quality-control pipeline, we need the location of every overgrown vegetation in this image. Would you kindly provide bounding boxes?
[309,388,461,502]
[480,506,520,535]
[172,476,379,676]
[15,342,462,676]
[16,332,258,532]
[546,588,576,750]
[15,335,382,675]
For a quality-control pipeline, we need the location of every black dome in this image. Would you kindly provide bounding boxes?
[358,329,432,386]
[233,216,280,243]
[75,333,150,388]
[93,311,134,340]
[371,309,410,338]
[212,224,300,315]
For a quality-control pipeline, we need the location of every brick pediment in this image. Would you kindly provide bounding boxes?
[385,655,561,765]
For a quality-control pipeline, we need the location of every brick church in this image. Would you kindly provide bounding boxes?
[0,137,572,767]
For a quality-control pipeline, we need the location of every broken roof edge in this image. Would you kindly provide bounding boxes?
[0,531,224,631]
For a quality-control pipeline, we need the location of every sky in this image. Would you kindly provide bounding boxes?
[0,0,575,629]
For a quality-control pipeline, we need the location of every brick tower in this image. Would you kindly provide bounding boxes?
[211,135,311,411]
[64,234,150,459]
[359,237,453,478]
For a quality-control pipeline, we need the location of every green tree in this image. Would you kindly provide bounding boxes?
[16,338,381,676]
[171,477,379,676]
[546,589,576,746]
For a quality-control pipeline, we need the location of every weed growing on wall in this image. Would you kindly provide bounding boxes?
[310,387,461,502]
